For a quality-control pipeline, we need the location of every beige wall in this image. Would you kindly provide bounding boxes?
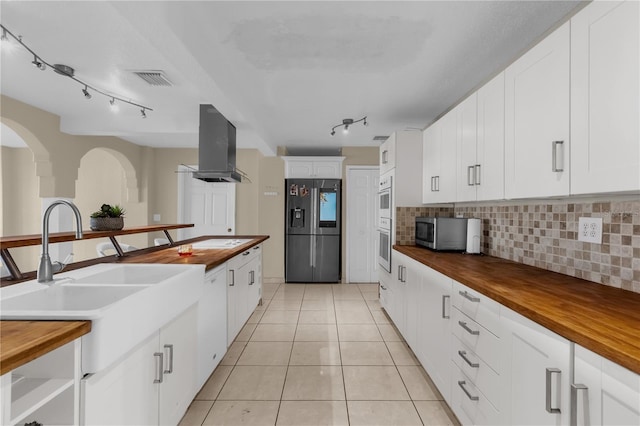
[1,95,378,281]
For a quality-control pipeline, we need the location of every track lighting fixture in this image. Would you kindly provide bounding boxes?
[82,85,92,99]
[330,116,367,136]
[109,97,119,112]
[0,23,152,117]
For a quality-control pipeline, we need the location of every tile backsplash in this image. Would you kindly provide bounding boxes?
[395,199,640,293]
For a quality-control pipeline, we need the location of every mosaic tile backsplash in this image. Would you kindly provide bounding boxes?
[395,199,640,293]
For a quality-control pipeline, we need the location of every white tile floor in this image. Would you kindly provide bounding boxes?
[179,282,460,426]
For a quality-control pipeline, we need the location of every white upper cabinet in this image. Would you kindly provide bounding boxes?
[570,1,640,195]
[455,94,479,202]
[388,131,423,207]
[505,22,570,199]
[423,111,457,204]
[283,157,345,179]
[476,72,505,201]
[379,133,397,175]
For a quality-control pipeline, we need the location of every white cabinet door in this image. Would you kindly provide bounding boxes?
[379,134,396,175]
[423,112,457,204]
[402,258,420,351]
[422,123,440,204]
[159,305,198,426]
[574,345,640,426]
[476,72,505,201]
[417,265,452,403]
[81,333,159,426]
[505,22,570,199]
[286,161,314,179]
[227,255,248,346]
[312,161,341,179]
[456,94,479,202]
[570,1,640,195]
[502,307,571,426]
[246,246,262,311]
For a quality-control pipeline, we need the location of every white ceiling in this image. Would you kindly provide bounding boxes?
[0,1,585,155]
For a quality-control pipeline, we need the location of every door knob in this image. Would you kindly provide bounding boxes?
[227,228,232,232]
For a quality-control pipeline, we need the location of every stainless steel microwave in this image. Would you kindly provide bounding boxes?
[415,217,467,251]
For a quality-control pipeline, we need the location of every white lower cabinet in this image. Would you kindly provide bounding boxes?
[81,305,198,426]
[573,344,640,426]
[1,339,80,426]
[227,245,262,346]
[502,306,571,426]
[417,266,452,402]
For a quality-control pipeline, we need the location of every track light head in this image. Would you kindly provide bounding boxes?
[363,117,368,126]
[343,125,349,134]
[1,28,8,42]
[32,55,45,70]
[330,130,336,136]
[140,108,147,118]
[82,86,91,99]
[109,97,120,112]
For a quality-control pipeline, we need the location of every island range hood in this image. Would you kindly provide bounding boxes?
[193,104,241,183]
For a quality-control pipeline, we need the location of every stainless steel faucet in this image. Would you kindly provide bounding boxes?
[37,200,83,283]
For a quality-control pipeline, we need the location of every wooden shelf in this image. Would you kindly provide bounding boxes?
[0,224,194,249]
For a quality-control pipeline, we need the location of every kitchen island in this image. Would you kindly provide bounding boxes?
[0,233,268,425]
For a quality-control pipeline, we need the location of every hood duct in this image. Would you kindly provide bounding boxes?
[193,104,241,183]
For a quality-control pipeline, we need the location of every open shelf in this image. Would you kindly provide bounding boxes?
[10,377,74,425]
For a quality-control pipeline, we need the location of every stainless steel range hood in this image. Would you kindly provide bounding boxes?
[193,104,241,183]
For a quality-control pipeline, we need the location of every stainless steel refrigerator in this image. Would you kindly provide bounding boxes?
[285,179,341,283]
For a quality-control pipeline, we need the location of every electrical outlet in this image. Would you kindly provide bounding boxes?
[578,217,603,244]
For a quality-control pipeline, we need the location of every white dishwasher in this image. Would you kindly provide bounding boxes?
[197,264,227,389]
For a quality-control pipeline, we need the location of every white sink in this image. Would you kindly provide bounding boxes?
[0,263,205,373]
[192,238,253,249]
[0,284,148,312]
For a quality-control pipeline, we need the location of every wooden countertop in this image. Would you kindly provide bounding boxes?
[119,235,270,270]
[394,245,640,375]
[0,224,193,249]
[0,321,91,375]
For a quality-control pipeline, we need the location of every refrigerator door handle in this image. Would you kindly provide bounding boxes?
[310,235,315,268]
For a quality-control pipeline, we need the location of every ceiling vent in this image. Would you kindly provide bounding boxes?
[373,136,389,141]
[132,70,173,86]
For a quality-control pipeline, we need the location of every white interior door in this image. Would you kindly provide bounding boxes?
[346,167,379,283]
[177,166,236,240]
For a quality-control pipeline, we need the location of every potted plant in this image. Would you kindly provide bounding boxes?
[89,204,126,231]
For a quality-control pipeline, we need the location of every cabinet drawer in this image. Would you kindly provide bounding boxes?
[452,281,501,336]
[452,308,503,374]
[451,368,502,426]
[451,335,502,410]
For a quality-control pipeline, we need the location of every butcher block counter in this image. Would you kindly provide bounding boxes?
[0,235,268,374]
[0,321,91,375]
[394,244,640,375]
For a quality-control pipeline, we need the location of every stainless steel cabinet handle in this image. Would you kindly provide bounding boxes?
[552,141,564,172]
[442,295,450,319]
[229,269,235,286]
[458,350,480,368]
[435,176,440,192]
[249,270,255,285]
[546,368,562,414]
[475,164,481,185]
[380,285,387,291]
[382,150,388,164]
[163,344,174,374]
[458,380,479,401]
[398,265,403,281]
[458,321,480,336]
[243,251,250,256]
[467,166,475,186]
[570,383,588,426]
[459,290,480,302]
[154,352,164,384]
[253,246,260,250]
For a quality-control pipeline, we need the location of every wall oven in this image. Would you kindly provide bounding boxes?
[378,174,392,222]
[378,217,391,272]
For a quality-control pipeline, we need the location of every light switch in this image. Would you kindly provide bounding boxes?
[153,214,161,222]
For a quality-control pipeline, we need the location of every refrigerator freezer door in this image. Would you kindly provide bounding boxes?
[315,179,341,236]
[314,235,340,282]
[285,234,313,282]
[286,179,314,235]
